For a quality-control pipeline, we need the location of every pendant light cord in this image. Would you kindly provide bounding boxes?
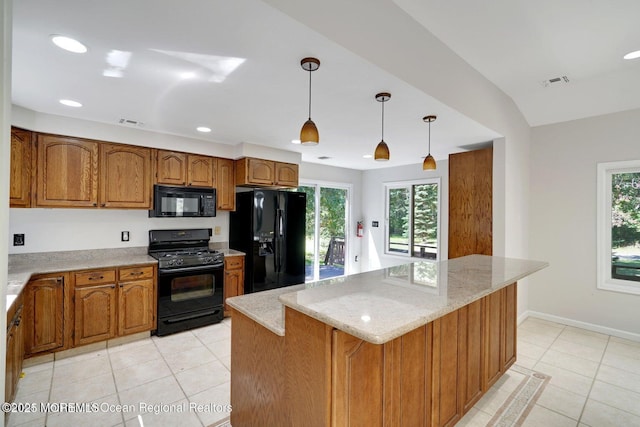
[381,99,385,141]
[308,69,312,120]
[428,120,431,154]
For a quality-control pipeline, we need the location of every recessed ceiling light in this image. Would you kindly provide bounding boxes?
[59,99,82,107]
[363,154,373,159]
[51,35,87,53]
[291,139,301,144]
[196,127,211,133]
[623,50,640,60]
[181,72,197,79]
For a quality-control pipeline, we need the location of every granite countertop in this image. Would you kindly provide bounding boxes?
[6,247,158,313]
[6,245,246,313]
[228,254,549,345]
[227,284,305,336]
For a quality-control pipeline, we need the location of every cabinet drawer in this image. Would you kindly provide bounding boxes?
[225,257,244,270]
[74,270,116,286]
[119,266,154,281]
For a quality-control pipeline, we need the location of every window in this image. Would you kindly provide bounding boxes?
[597,160,640,295]
[385,179,440,260]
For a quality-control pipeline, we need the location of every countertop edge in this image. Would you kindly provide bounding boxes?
[278,259,550,345]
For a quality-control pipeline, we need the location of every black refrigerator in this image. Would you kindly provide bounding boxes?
[229,190,306,294]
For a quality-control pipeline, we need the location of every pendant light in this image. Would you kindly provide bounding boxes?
[422,115,437,170]
[300,57,320,145]
[374,92,391,161]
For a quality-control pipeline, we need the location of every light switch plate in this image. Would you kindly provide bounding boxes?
[13,234,25,246]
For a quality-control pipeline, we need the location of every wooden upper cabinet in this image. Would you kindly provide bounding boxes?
[216,158,236,210]
[236,157,299,188]
[156,150,188,185]
[238,158,274,185]
[275,162,298,187]
[156,150,216,187]
[10,127,33,208]
[99,143,152,208]
[187,154,215,187]
[36,134,99,208]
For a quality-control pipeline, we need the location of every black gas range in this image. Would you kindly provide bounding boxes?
[149,228,224,336]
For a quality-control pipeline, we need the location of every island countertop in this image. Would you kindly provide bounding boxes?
[228,254,548,345]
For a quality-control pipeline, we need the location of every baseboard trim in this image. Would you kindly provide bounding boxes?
[519,310,640,343]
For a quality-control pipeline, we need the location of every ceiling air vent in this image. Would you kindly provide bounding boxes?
[118,118,145,127]
[317,156,331,160]
[540,76,570,88]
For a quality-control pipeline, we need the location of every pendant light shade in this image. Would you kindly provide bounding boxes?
[374,92,391,161]
[422,115,437,170]
[300,57,320,145]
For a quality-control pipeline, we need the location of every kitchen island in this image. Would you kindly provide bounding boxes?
[227,255,548,427]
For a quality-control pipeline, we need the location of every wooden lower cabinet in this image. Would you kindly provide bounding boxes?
[24,274,69,356]
[224,256,244,316]
[6,294,25,403]
[118,278,155,336]
[73,265,156,346]
[231,283,519,427]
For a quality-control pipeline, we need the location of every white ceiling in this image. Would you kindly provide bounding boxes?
[11,0,640,170]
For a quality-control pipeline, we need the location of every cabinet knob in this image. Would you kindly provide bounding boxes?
[101,203,106,207]
[93,203,97,207]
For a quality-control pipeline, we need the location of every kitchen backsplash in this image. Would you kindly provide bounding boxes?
[8,208,229,254]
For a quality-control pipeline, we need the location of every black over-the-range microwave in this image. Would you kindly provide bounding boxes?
[149,184,216,217]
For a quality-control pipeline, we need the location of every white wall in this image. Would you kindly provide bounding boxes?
[361,160,449,272]
[529,108,640,335]
[299,161,363,274]
[9,209,228,254]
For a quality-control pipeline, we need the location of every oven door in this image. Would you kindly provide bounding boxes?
[156,264,224,336]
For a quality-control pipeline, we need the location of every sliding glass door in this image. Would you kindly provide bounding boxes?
[298,183,349,282]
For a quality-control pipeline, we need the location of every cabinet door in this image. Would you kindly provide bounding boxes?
[458,299,484,413]
[5,322,16,402]
[332,330,384,426]
[216,158,236,210]
[118,279,155,336]
[247,158,275,185]
[275,162,299,187]
[224,258,244,317]
[10,127,32,208]
[36,135,99,207]
[430,310,462,427]
[187,155,215,187]
[503,284,517,371]
[483,290,503,390]
[25,276,65,355]
[156,150,187,185]
[100,143,152,208]
[74,284,117,346]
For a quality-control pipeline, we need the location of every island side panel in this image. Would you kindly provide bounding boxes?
[285,307,333,427]
[504,283,517,370]
[230,311,287,427]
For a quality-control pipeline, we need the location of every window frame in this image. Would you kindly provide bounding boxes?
[384,178,441,261]
[596,160,640,295]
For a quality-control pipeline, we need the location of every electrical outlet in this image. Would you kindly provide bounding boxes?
[214,226,221,235]
[372,221,379,228]
[13,234,25,246]
[121,231,130,242]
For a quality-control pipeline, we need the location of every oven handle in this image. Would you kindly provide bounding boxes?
[158,264,223,275]
[163,308,222,324]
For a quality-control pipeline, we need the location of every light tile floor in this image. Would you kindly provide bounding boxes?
[7,317,640,427]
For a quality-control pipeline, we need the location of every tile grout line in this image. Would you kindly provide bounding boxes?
[106,345,127,426]
[575,333,610,426]
[150,332,206,427]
